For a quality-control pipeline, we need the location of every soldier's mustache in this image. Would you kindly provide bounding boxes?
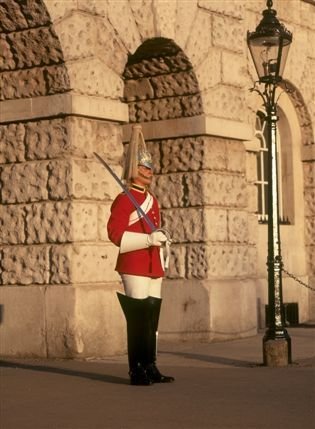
[138,172,152,179]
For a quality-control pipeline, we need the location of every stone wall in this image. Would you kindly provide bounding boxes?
[0,0,69,100]
[148,136,257,281]
[0,117,124,285]
[0,115,127,357]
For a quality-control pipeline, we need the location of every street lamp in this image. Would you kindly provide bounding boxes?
[247,0,293,366]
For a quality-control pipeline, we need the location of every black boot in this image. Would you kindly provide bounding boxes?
[146,296,175,383]
[117,293,153,386]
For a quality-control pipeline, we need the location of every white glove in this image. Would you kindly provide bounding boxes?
[147,230,168,247]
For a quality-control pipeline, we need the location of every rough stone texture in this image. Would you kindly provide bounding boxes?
[227,210,249,243]
[128,94,203,123]
[153,0,176,40]
[25,202,72,244]
[303,162,315,187]
[285,26,308,90]
[199,0,244,19]
[152,174,185,209]
[160,137,206,173]
[74,244,117,284]
[96,18,128,76]
[185,9,212,67]
[162,207,228,244]
[4,27,63,68]
[284,83,314,147]
[153,170,248,210]
[162,207,204,243]
[0,64,70,100]
[25,118,69,160]
[0,123,26,163]
[72,202,98,242]
[0,35,16,70]
[175,0,198,50]
[50,244,119,285]
[1,162,49,203]
[0,0,50,32]
[204,208,228,243]
[203,85,247,122]
[67,59,124,99]
[124,57,170,80]
[107,0,141,53]
[50,245,72,284]
[246,151,258,183]
[0,0,69,102]
[0,114,123,292]
[150,71,199,98]
[45,0,78,22]
[195,49,221,92]
[166,245,186,279]
[304,189,315,216]
[186,244,256,279]
[47,160,72,200]
[303,160,315,276]
[129,0,155,41]
[54,12,97,62]
[124,39,202,123]
[212,14,245,53]
[202,172,248,208]
[0,205,25,245]
[222,50,247,88]
[159,136,240,173]
[123,77,154,101]
[71,159,121,201]
[1,245,50,285]
[0,0,28,32]
[97,203,111,242]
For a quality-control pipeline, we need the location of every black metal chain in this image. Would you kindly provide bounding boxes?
[282,267,315,292]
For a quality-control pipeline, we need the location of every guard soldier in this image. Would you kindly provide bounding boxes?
[107,125,174,386]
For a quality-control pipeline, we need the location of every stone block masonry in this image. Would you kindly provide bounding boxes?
[0,116,123,289]
[148,134,257,281]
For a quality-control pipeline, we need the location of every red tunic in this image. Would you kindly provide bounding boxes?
[107,188,164,278]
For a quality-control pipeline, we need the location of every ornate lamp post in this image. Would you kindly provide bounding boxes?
[247,0,293,366]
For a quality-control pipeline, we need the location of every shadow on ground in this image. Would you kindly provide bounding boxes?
[160,350,262,367]
[0,360,128,385]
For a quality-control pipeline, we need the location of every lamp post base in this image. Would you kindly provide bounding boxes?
[263,336,292,367]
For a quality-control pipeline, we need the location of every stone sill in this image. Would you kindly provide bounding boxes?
[0,94,254,143]
[123,116,253,142]
[0,93,129,124]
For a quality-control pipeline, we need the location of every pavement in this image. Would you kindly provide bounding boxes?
[1,326,315,429]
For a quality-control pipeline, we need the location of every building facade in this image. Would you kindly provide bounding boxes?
[0,0,314,357]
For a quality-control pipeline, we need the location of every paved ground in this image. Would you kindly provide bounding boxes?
[1,326,315,429]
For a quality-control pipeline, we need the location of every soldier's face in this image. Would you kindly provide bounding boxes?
[134,165,153,187]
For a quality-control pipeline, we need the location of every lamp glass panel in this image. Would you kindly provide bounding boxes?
[278,42,290,77]
[248,35,281,80]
